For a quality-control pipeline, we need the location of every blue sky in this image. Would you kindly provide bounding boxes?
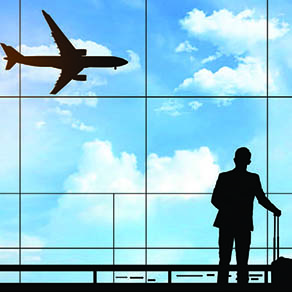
[1,0,292,284]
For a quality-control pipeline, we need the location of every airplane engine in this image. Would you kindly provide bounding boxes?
[76,49,87,56]
[73,74,87,81]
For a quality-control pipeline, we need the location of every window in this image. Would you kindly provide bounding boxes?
[0,0,290,284]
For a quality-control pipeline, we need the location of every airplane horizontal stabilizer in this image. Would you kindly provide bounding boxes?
[0,43,23,70]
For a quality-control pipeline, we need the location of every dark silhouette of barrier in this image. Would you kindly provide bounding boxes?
[0,264,290,291]
[0,10,128,94]
[0,264,274,284]
[212,147,281,285]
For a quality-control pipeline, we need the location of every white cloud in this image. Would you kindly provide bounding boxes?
[175,8,288,96]
[148,147,220,193]
[35,121,46,129]
[21,43,59,55]
[78,195,144,224]
[72,120,95,132]
[176,56,267,96]
[22,234,45,247]
[189,56,196,62]
[54,98,84,106]
[214,98,234,107]
[65,139,220,194]
[22,139,220,253]
[54,106,95,132]
[70,39,112,56]
[126,49,141,71]
[189,100,203,110]
[0,233,44,263]
[180,8,289,56]
[50,139,219,231]
[201,51,222,64]
[57,76,107,96]
[0,52,19,95]
[269,18,290,39]
[121,0,144,9]
[54,97,98,107]
[54,106,72,122]
[64,139,144,193]
[155,99,184,116]
[111,49,141,73]
[174,8,288,96]
[84,98,98,107]
[175,40,198,53]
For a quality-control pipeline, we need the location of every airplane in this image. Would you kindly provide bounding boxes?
[1,10,128,94]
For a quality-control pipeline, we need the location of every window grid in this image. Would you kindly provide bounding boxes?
[0,0,289,283]
[1,193,292,195]
[18,0,22,282]
[266,0,269,266]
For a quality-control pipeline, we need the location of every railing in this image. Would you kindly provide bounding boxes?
[0,264,271,284]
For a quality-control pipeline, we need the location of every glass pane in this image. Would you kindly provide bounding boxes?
[252,201,268,248]
[22,195,113,247]
[147,249,219,265]
[21,272,92,283]
[115,249,145,265]
[147,272,168,283]
[21,248,112,264]
[115,194,145,247]
[148,194,267,248]
[0,196,19,247]
[268,195,292,249]
[236,249,267,265]
[0,249,19,264]
[0,0,18,96]
[269,0,292,95]
[0,273,19,283]
[0,99,19,192]
[22,98,145,193]
[270,98,292,192]
[148,0,267,96]
[21,0,145,96]
[97,271,113,283]
[148,98,267,192]
[148,195,217,247]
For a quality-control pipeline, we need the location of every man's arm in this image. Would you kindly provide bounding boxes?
[211,173,223,209]
[255,174,281,216]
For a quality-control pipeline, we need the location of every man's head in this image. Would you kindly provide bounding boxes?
[234,147,251,169]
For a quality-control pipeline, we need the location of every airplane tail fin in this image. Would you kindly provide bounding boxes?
[1,43,23,70]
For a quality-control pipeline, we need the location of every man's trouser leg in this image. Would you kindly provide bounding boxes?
[235,230,251,284]
[218,228,234,284]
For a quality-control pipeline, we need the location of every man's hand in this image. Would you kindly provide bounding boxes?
[274,208,282,217]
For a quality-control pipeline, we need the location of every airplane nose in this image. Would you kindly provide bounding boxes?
[123,58,128,65]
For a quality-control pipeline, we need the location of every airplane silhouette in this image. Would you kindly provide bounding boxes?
[1,10,128,94]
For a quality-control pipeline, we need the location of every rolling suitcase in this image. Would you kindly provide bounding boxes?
[271,215,292,286]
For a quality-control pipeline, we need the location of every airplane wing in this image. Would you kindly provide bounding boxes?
[50,67,83,94]
[42,10,76,55]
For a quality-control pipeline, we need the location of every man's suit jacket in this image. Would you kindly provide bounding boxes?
[211,169,267,231]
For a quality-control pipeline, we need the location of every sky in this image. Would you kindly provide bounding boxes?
[0,0,292,284]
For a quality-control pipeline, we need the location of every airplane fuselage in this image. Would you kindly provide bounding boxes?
[18,55,127,69]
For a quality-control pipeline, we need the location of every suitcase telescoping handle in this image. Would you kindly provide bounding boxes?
[273,215,280,261]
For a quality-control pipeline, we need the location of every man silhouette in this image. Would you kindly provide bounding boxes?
[211,147,281,285]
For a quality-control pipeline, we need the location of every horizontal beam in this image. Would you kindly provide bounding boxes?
[0,264,271,272]
[0,283,287,292]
